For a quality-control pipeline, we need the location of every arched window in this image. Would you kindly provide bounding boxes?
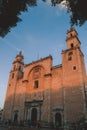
[71,43,74,48]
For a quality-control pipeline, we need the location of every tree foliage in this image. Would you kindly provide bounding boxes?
[51,0,87,26]
[0,0,36,37]
[0,0,87,37]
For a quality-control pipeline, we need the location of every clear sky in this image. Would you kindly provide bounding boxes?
[0,1,87,109]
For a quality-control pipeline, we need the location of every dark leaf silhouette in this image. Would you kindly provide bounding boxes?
[0,0,36,37]
[50,0,87,26]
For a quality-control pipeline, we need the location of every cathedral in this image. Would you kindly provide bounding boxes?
[3,28,87,128]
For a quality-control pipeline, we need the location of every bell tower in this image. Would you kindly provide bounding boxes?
[3,51,24,121]
[11,51,24,79]
[66,27,81,49]
[62,28,86,125]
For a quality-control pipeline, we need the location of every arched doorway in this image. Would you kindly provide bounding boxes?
[55,112,62,127]
[14,113,18,122]
[31,108,37,126]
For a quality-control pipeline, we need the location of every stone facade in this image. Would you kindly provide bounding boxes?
[3,28,87,127]
[0,109,3,121]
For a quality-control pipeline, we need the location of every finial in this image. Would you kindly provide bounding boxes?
[19,51,22,55]
[67,26,76,34]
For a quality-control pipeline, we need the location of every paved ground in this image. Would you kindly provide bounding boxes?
[0,126,55,130]
[0,127,6,130]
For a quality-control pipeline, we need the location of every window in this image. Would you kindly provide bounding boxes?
[34,80,39,88]
[68,56,72,61]
[70,33,73,37]
[68,52,73,61]
[12,73,14,79]
[73,66,76,70]
[71,43,74,48]
[19,66,21,71]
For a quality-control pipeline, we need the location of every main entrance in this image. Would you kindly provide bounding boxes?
[31,108,37,126]
[25,101,42,123]
[55,112,62,127]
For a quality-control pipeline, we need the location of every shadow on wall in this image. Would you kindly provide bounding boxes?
[2,85,86,129]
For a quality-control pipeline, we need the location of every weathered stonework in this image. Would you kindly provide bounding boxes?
[3,28,87,128]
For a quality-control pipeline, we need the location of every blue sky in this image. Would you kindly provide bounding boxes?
[0,1,87,109]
